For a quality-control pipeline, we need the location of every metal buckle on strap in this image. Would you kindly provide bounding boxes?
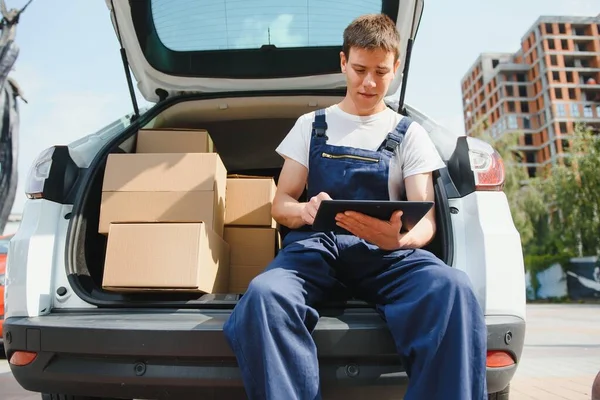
[312,121,328,137]
[384,137,400,152]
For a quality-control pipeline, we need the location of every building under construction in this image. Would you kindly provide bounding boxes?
[461,15,600,177]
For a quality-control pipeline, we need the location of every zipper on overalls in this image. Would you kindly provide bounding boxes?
[321,152,379,162]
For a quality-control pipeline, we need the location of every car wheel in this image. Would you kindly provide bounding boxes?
[488,385,510,400]
[42,395,131,400]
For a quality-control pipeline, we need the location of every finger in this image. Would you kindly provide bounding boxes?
[336,220,361,237]
[345,211,382,230]
[318,192,332,201]
[390,210,403,227]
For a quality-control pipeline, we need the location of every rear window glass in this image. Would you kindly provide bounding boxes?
[151,0,383,51]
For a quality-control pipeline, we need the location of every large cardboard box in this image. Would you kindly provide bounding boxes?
[136,129,215,153]
[225,176,277,227]
[102,222,230,293]
[99,153,226,236]
[224,227,280,293]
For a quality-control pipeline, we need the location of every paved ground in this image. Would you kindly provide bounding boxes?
[509,304,600,399]
[1,304,599,399]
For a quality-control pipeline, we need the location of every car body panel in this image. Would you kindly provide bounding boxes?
[3,312,524,397]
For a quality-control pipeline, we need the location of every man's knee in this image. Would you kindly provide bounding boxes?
[245,268,293,301]
[417,258,476,298]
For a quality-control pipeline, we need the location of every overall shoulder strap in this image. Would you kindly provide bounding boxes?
[381,116,413,156]
[311,108,328,139]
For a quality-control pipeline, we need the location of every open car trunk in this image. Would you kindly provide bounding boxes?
[67,92,454,308]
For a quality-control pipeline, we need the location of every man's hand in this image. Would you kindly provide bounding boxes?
[335,210,403,250]
[301,192,332,225]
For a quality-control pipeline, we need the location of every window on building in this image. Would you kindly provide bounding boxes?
[517,73,526,82]
[525,134,533,145]
[570,103,580,117]
[561,39,569,50]
[596,105,600,117]
[523,117,531,129]
[508,101,515,112]
[557,104,566,117]
[547,39,555,50]
[519,86,528,97]
[550,55,558,65]
[525,151,536,164]
[521,101,529,113]
[584,106,593,118]
[545,23,553,34]
[559,122,568,133]
[509,115,518,129]
[552,71,560,81]
[569,88,576,99]
[559,24,566,34]
[506,86,514,97]
[566,71,573,82]
[562,139,570,151]
[555,88,562,99]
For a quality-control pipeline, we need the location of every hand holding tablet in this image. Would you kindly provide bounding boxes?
[312,199,434,234]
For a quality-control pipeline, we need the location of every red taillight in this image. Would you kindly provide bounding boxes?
[9,351,37,366]
[486,350,515,368]
[466,137,506,191]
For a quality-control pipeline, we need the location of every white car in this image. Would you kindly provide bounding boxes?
[3,1,526,399]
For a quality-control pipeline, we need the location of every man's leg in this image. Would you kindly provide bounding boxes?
[340,244,487,400]
[223,231,344,400]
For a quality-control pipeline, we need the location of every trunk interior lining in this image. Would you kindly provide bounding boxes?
[71,95,451,306]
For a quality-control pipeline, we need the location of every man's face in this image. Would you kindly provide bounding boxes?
[340,46,400,115]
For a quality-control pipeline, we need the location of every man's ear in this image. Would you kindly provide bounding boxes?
[340,51,347,73]
[393,58,401,74]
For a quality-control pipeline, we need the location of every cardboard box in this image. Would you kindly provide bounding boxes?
[136,129,215,153]
[99,153,226,236]
[224,227,280,293]
[225,176,277,227]
[102,222,230,293]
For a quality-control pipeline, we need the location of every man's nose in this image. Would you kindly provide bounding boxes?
[363,74,376,88]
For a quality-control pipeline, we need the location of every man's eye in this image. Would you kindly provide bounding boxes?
[355,70,365,74]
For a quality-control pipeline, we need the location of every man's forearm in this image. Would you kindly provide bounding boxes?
[272,193,307,229]
[397,215,436,249]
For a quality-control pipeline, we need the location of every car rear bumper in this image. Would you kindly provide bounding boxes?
[3,310,524,398]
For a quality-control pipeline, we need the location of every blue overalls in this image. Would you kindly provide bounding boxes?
[223,109,487,400]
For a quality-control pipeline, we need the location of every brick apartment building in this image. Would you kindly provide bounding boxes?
[461,15,600,177]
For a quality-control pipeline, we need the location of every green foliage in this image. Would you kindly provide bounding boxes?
[474,120,600,280]
[524,251,576,292]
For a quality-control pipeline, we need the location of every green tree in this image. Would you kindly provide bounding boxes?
[543,123,600,257]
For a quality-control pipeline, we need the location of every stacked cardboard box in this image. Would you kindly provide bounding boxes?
[224,176,280,293]
[100,129,230,294]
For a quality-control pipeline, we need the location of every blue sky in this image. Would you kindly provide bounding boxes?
[6,0,600,213]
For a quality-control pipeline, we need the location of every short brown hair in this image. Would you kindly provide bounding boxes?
[342,14,401,61]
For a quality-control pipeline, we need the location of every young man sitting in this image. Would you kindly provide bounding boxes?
[223,13,487,400]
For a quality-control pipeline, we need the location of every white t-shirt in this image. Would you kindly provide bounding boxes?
[275,104,446,200]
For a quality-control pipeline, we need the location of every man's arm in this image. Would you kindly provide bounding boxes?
[335,171,437,251]
[397,172,437,249]
[271,157,331,229]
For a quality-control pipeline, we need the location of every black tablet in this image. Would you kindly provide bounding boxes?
[312,200,434,234]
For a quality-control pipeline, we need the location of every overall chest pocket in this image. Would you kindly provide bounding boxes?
[321,152,380,163]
